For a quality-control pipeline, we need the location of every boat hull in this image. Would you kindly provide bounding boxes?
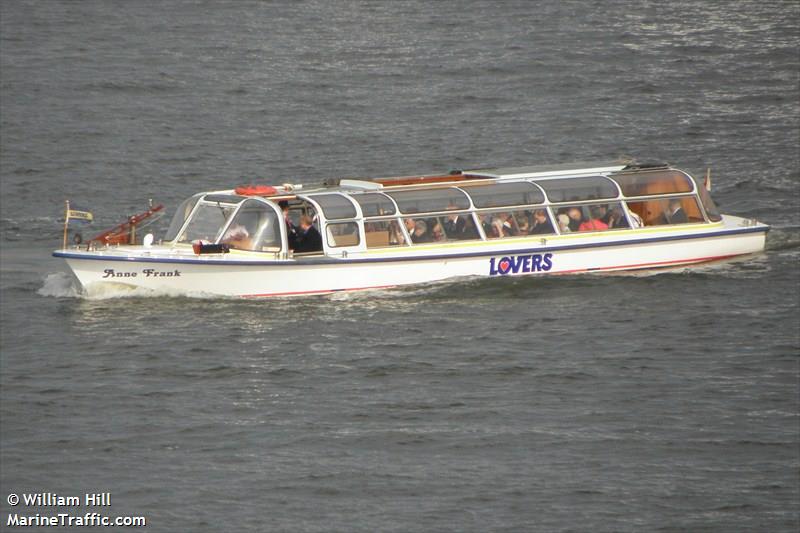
[55,223,768,297]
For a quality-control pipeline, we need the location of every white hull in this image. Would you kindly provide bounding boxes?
[56,219,768,298]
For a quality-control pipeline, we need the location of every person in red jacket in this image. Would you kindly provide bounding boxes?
[578,206,609,232]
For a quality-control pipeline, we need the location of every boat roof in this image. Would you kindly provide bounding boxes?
[464,161,628,179]
[207,159,672,200]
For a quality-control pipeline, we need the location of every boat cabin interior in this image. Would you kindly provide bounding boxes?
[161,164,723,258]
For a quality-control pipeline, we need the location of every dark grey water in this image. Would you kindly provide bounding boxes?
[1,1,798,531]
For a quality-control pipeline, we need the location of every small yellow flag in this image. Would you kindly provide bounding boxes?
[67,209,93,222]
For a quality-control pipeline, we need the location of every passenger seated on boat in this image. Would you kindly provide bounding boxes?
[606,206,630,229]
[557,214,571,233]
[221,224,252,250]
[431,222,447,242]
[279,200,297,248]
[293,215,323,253]
[505,213,519,236]
[447,213,479,240]
[489,215,505,238]
[567,207,583,232]
[517,217,530,234]
[411,220,432,243]
[578,206,610,232]
[488,212,517,238]
[530,209,555,235]
[459,217,477,239]
[595,204,610,223]
[660,198,688,224]
[443,212,457,233]
[388,220,405,245]
[404,217,416,237]
[460,216,479,240]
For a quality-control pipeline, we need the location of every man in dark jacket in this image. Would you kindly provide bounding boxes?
[293,215,323,253]
[530,209,555,235]
[443,213,479,240]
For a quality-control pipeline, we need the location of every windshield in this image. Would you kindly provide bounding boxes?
[219,199,282,251]
[164,193,203,242]
[693,177,722,222]
[176,202,236,243]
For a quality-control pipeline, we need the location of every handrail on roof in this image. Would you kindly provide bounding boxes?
[373,172,487,187]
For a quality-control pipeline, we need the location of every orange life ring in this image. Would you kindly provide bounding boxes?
[234,185,278,196]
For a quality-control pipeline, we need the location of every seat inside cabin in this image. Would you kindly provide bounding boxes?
[365,229,390,247]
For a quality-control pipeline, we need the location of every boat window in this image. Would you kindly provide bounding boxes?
[476,209,554,239]
[164,193,203,242]
[553,202,630,233]
[535,176,619,203]
[626,196,705,227]
[353,193,397,217]
[402,213,480,244]
[464,182,545,208]
[364,219,406,248]
[326,222,360,248]
[177,202,236,243]
[692,178,722,222]
[611,170,694,197]
[219,199,281,251]
[283,201,316,229]
[439,212,480,240]
[386,188,470,214]
[311,194,357,220]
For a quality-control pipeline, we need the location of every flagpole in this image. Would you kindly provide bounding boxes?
[63,200,70,249]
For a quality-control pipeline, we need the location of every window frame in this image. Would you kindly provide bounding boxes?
[352,192,398,217]
[307,192,359,221]
[362,218,408,248]
[385,187,472,215]
[164,193,205,243]
[610,169,696,198]
[461,181,546,209]
[625,194,706,227]
[533,175,621,203]
[174,196,243,244]
[218,197,285,252]
[325,221,361,248]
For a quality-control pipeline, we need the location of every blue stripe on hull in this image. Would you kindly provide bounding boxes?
[53,225,768,267]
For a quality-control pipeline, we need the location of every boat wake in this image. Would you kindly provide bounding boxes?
[37,272,224,300]
[37,272,81,298]
[765,225,800,253]
[36,271,451,302]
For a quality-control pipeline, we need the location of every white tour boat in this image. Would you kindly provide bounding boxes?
[53,160,769,297]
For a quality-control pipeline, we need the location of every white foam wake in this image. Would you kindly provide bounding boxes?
[36,272,222,300]
[37,272,80,298]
